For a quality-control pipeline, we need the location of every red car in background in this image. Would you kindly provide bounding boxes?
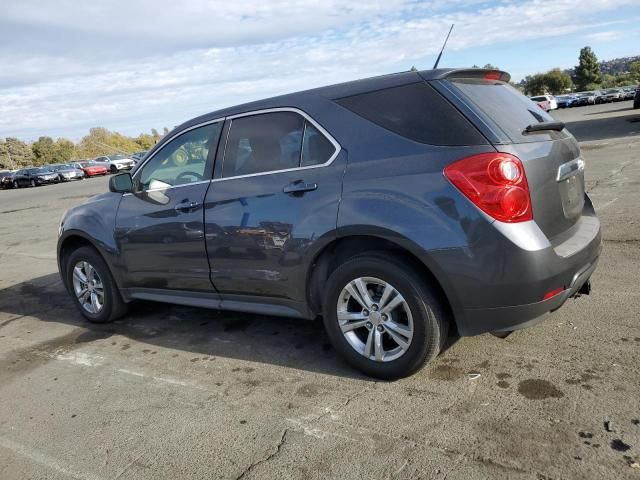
[70,161,109,177]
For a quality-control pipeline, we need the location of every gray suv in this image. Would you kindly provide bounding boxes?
[57,69,601,378]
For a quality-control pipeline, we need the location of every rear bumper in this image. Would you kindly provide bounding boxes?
[428,196,602,336]
[459,255,598,335]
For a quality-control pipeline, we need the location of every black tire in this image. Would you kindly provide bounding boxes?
[322,253,449,380]
[65,246,128,323]
[110,165,117,174]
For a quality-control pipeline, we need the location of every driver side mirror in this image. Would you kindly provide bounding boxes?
[109,173,133,193]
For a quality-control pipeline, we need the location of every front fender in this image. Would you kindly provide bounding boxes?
[57,192,124,286]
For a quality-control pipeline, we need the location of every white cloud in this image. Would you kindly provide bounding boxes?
[586,30,623,42]
[0,0,637,140]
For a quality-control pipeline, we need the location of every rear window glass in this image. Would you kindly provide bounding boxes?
[335,82,487,146]
[450,79,557,143]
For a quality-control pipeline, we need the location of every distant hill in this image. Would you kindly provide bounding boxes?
[565,55,640,77]
[598,55,640,75]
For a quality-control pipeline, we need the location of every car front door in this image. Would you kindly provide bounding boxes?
[13,170,24,186]
[114,121,223,294]
[203,109,344,312]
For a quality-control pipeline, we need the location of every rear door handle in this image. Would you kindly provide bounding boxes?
[174,200,200,212]
[283,181,317,195]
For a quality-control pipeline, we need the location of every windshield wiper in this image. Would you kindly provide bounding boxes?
[523,121,565,133]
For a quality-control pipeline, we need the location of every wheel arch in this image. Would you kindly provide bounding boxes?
[57,232,123,295]
[306,233,457,330]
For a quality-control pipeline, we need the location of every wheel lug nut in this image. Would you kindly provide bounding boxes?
[371,304,379,311]
[366,322,373,329]
[382,314,388,321]
[363,310,369,316]
[376,325,384,332]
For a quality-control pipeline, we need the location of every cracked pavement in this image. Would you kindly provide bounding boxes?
[0,100,639,479]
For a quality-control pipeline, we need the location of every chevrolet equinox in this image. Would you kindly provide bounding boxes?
[57,69,601,379]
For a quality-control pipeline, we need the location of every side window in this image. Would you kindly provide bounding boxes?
[301,122,336,167]
[223,112,304,177]
[335,82,487,146]
[137,122,222,191]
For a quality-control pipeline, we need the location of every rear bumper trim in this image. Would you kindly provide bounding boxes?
[458,255,599,336]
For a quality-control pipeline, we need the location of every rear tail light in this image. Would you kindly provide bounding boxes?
[444,152,533,223]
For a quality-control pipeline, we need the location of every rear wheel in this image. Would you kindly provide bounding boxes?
[65,246,127,323]
[30,179,36,187]
[322,254,448,379]
[13,180,18,188]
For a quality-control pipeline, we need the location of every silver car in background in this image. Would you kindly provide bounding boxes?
[50,164,86,181]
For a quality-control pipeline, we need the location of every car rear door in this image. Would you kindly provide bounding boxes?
[114,121,223,293]
[203,109,344,311]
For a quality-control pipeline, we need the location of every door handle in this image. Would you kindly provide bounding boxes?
[174,200,200,212]
[283,181,317,195]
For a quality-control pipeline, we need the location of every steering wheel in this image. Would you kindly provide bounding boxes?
[175,171,204,183]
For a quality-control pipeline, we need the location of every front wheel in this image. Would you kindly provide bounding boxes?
[30,179,36,187]
[110,165,117,174]
[65,246,127,323]
[322,254,449,379]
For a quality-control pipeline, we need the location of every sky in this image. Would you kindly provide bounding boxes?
[1,0,639,141]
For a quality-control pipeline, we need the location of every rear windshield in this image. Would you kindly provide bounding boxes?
[449,79,558,143]
[335,81,487,146]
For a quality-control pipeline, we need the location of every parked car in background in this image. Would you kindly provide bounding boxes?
[602,89,623,102]
[131,151,148,165]
[12,167,59,187]
[0,170,12,189]
[58,68,600,379]
[70,161,109,177]
[50,164,86,182]
[623,87,636,100]
[94,154,135,173]
[634,86,640,109]
[575,92,596,106]
[530,94,557,111]
[591,90,605,104]
[556,95,579,108]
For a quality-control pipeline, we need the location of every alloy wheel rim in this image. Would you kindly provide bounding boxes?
[72,261,105,314]
[337,277,414,362]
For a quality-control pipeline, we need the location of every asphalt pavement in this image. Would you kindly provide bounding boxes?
[0,101,639,479]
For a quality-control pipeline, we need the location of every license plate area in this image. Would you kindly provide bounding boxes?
[557,159,585,219]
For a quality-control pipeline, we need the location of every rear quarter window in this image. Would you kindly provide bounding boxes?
[335,81,487,146]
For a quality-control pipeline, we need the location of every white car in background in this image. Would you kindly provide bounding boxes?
[94,154,136,174]
[530,94,557,111]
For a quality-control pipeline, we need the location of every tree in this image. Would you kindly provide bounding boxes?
[0,137,34,168]
[523,69,573,95]
[542,68,573,94]
[629,61,640,82]
[76,127,140,158]
[483,63,499,69]
[133,133,156,150]
[32,136,56,165]
[54,138,75,163]
[523,74,547,95]
[574,46,600,90]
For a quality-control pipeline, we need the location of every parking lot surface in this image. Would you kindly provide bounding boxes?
[1,101,639,479]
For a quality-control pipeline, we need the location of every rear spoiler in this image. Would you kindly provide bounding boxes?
[419,68,511,83]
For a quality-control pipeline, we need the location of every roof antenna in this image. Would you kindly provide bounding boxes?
[433,24,454,69]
